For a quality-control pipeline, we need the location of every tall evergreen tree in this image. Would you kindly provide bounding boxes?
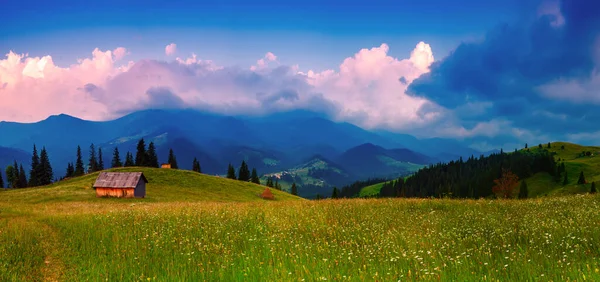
[74,146,85,176]
[29,144,40,187]
[578,171,586,184]
[226,164,237,179]
[238,161,250,181]
[291,182,298,196]
[266,177,273,188]
[0,169,3,189]
[111,147,122,168]
[591,182,597,194]
[547,142,551,148]
[39,147,53,185]
[274,179,281,190]
[518,180,528,199]
[5,165,16,188]
[135,139,147,167]
[525,143,528,149]
[124,152,135,167]
[146,142,159,168]
[13,161,20,188]
[167,149,178,169]
[251,168,260,184]
[563,171,569,186]
[65,163,74,179]
[88,143,98,173]
[18,165,28,188]
[98,148,104,171]
[331,187,339,198]
[192,158,201,173]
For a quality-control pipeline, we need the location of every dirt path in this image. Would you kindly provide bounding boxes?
[38,221,66,281]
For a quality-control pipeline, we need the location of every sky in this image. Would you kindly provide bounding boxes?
[1,0,599,150]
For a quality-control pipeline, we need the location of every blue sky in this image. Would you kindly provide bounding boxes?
[2,0,600,150]
[1,0,519,70]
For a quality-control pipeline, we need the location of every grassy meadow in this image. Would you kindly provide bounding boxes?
[1,166,600,281]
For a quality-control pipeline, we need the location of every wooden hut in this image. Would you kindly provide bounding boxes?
[161,163,171,169]
[93,172,148,198]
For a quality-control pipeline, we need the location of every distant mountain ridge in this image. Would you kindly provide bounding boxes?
[0,109,491,188]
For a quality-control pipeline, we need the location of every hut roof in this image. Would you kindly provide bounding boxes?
[93,172,148,189]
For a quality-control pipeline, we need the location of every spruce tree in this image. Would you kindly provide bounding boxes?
[563,171,568,186]
[18,165,28,188]
[578,171,586,184]
[88,143,98,173]
[98,147,104,171]
[111,147,122,168]
[13,161,20,188]
[525,143,528,149]
[547,142,551,148]
[251,168,260,184]
[331,187,339,198]
[518,180,528,199]
[124,152,135,167]
[29,144,40,187]
[167,149,178,169]
[75,146,85,176]
[65,163,74,179]
[591,182,597,194]
[146,142,159,168]
[291,182,298,195]
[192,158,201,173]
[0,170,3,189]
[238,161,250,182]
[135,139,147,166]
[274,179,281,190]
[5,165,15,188]
[39,147,53,185]
[266,177,273,187]
[226,164,237,179]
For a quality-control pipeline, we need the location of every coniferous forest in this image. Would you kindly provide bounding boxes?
[344,148,558,199]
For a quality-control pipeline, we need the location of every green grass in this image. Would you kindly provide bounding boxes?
[2,191,600,281]
[358,182,384,197]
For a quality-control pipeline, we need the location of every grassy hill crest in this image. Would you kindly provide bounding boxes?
[0,167,303,204]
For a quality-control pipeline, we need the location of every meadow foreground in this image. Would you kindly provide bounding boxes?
[1,194,599,281]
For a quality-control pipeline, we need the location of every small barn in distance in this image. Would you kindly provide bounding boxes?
[161,163,171,169]
[93,172,148,198]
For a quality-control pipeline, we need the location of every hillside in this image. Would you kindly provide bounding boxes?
[357,142,600,198]
[0,167,302,203]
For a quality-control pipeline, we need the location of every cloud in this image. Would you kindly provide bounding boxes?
[165,43,177,56]
[407,0,600,143]
[0,42,439,135]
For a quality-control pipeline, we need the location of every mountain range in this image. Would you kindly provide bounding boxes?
[0,109,496,196]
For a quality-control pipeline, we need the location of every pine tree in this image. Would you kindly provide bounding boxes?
[192,158,202,173]
[591,182,597,194]
[98,147,104,171]
[251,168,260,184]
[525,143,528,149]
[65,163,74,179]
[29,144,40,187]
[547,142,551,148]
[167,149,178,169]
[145,142,159,168]
[226,164,237,179]
[291,182,298,195]
[331,187,339,198]
[13,161,20,188]
[0,169,3,189]
[124,152,135,167]
[39,147,53,185]
[135,139,147,166]
[563,171,568,186]
[238,161,250,181]
[18,165,28,188]
[518,180,528,199]
[578,171,586,184]
[111,147,122,168]
[266,177,273,188]
[88,143,98,173]
[5,165,15,188]
[74,146,85,176]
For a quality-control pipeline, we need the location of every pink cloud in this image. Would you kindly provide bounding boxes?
[0,42,444,135]
[165,43,177,56]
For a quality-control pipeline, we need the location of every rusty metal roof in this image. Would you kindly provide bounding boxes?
[93,172,148,188]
